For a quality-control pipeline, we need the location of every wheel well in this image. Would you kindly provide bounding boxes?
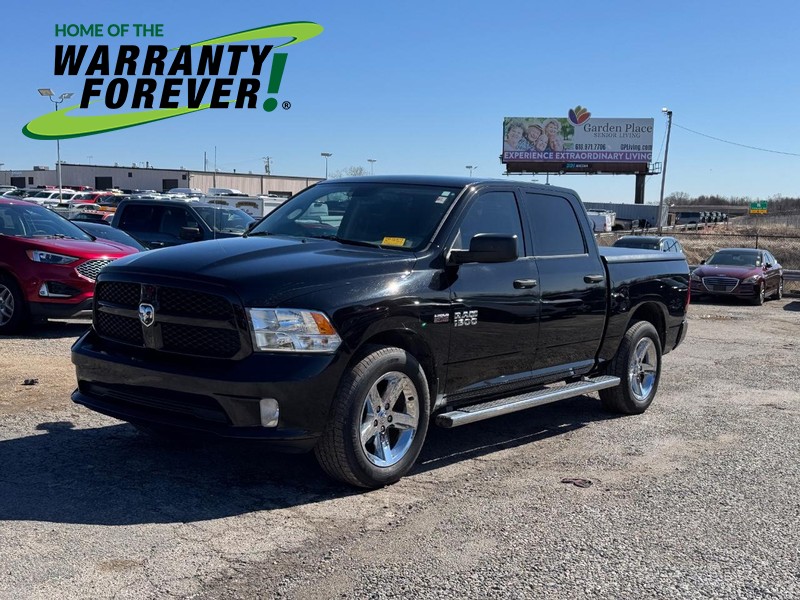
[0,268,22,289]
[628,303,666,349]
[357,331,438,407]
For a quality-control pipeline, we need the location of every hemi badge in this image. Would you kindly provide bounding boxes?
[433,313,450,324]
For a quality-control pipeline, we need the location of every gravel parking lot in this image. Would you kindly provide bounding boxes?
[1,299,799,599]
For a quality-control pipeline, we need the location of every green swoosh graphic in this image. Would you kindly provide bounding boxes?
[23,102,213,140]
[180,21,323,50]
[23,21,323,140]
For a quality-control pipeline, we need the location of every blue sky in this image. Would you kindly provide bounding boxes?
[1,0,799,203]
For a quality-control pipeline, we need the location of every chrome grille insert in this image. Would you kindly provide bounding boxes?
[76,259,114,281]
[702,276,739,293]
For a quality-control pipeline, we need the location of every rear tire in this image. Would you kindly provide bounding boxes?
[600,321,662,415]
[0,274,28,335]
[314,346,430,488]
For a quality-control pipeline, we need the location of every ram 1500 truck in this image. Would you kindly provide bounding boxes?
[72,176,689,488]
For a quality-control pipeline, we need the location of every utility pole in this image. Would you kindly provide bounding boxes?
[657,108,673,234]
[262,156,272,175]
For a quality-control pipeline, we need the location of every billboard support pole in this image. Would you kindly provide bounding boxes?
[657,108,673,234]
[634,173,646,204]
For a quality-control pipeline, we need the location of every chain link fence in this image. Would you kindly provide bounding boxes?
[597,230,800,295]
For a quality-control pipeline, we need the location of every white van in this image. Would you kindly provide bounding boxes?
[166,187,203,197]
[207,187,245,196]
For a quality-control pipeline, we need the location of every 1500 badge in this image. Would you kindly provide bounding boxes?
[453,310,478,327]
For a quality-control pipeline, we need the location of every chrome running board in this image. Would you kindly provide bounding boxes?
[435,375,620,428]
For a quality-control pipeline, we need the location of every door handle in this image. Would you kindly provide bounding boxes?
[513,279,538,289]
[584,274,605,283]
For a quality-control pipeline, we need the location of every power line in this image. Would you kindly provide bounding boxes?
[673,123,800,157]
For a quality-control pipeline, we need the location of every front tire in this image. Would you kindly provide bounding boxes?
[771,278,784,300]
[751,281,765,305]
[0,274,28,335]
[600,321,662,414]
[315,346,430,488]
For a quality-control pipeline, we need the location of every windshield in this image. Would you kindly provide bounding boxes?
[0,203,93,241]
[615,238,660,250]
[193,206,255,234]
[707,251,761,267]
[248,182,463,251]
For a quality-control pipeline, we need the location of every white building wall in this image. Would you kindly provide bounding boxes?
[1,163,323,197]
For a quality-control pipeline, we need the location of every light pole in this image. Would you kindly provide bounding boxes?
[657,107,673,234]
[38,89,73,201]
[367,158,376,175]
[321,152,332,178]
[466,165,477,176]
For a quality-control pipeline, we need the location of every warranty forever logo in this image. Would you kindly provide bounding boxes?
[23,21,323,140]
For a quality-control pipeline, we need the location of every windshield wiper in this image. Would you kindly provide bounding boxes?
[311,234,383,248]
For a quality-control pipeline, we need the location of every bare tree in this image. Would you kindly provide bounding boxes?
[329,166,369,178]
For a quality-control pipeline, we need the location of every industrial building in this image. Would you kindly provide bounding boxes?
[0,163,324,198]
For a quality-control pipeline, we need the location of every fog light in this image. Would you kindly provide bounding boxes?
[259,398,280,428]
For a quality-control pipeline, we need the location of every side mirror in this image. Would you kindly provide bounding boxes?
[245,221,257,233]
[764,263,772,270]
[700,259,706,265]
[179,226,203,241]
[449,234,518,265]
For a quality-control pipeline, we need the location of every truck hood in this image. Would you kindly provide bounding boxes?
[103,235,416,305]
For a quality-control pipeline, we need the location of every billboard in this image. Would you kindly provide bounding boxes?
[502,107,654,169]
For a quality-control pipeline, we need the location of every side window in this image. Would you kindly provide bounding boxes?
[159,208,190,237]
[118,205,163,233]
[451,191,523,255]
[522,194,587,256]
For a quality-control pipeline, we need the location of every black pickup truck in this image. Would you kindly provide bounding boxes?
[72,176,689,488]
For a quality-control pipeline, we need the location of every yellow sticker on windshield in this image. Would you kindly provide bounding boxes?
[382,237,407,246]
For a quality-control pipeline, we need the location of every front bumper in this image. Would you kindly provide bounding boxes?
[30,298,93,319]
[71,329,349,451]
[691,280,758,300]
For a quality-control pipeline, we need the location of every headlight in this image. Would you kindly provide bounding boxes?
[26,250,78,265]
[690,273,702,282]
[742,275,760,284]
[247,308,342,353]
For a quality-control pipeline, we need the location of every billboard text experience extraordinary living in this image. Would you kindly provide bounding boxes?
[502,116,654,164]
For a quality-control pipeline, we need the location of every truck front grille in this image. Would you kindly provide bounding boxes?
[93,280,245,359]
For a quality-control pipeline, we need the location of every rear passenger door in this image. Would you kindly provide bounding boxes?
[520,192,606,373]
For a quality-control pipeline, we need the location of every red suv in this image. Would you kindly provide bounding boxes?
[0,199,138,333]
